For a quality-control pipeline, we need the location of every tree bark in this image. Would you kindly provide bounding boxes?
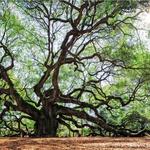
[34,104,58,137]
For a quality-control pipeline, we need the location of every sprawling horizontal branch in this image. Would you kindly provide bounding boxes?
[0,64,40,120]
[57,105,114,132]
[57,104,150,136]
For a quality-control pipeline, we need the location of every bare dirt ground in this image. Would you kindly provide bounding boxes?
[0,137,150,150]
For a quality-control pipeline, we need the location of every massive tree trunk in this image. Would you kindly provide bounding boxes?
[34,104,58,137]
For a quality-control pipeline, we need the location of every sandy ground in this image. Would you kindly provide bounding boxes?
[0,137,150,150]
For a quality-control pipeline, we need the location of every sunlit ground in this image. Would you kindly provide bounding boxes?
[0,137,150,150]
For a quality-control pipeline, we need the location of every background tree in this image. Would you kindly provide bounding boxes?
[0,0,150,137]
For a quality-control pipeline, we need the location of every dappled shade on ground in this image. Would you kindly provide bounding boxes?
[0,137,150,150]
